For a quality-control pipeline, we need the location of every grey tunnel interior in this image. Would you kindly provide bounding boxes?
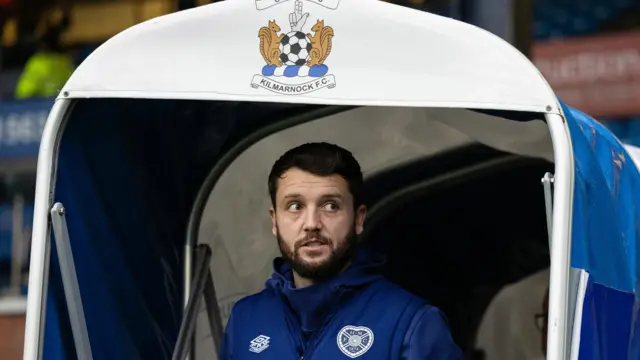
[361,144,552,356]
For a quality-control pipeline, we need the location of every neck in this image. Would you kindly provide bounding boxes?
[292,259,353,289]
[293,272,315,288]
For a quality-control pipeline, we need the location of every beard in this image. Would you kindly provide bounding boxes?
[277,225,358,282]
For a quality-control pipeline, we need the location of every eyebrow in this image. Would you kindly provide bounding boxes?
[282,193,344,201]
[283,193,301,200]
[320,193,344,200]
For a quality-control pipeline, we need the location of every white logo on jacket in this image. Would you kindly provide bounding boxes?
[249,335,271,354]
[337,325,374,358]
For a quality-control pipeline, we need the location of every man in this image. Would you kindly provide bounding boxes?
[219,142,462,359]
[474,267,550,360]
[14,14,74,100]
[540,287,549,357]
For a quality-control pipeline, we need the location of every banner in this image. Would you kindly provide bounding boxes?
[251,74,336,95]
[255,0,340,10]
[0,99,53,160]
[532,31,640,118]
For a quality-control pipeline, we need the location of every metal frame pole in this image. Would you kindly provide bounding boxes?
[50,202,94,360]
[173,244,221,360]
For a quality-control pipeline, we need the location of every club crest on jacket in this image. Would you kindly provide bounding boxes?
[337,325,374,358]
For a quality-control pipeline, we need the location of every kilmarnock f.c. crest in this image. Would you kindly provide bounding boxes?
[337,325,374,358]
[251,0,339,95]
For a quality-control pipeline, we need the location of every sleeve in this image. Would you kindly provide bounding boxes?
[400,305,464,360]
[218,307,236,360]
[15,57,45,99]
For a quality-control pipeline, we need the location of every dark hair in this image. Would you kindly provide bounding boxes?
[268,142,364,209]
[39,15,70,53]
[40,31,62,52]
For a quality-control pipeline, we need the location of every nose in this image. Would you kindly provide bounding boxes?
[302,206,322,232]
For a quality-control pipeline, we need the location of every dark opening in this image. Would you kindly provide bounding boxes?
[51,98,551,359]
[362,144,552,357]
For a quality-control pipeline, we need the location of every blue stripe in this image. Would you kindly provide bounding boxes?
[564,101,640,293]
[308,65,329,77]
[261,65,276,77]
[578,278,639,360]
[283,66,301,78]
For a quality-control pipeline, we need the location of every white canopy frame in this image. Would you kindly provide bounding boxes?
[23,99,574,360]
[21,1,576,359]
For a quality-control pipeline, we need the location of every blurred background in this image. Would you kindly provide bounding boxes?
[0,0,638,358]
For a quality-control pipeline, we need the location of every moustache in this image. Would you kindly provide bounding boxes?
[294,234,333,250]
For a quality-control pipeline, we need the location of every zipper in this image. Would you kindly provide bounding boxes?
[300,318,332,360]
[279,297,307,359]
[300,288,349,360]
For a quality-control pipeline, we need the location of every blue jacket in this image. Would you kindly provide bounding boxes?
[219,249,462,359]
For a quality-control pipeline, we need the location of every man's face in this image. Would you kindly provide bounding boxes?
[270,168,366,281]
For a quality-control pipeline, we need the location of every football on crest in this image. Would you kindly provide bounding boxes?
[279,31,312,66]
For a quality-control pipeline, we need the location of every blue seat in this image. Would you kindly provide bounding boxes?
[0,203,35,261]
[534,0,634,40]
[0,204,12,261]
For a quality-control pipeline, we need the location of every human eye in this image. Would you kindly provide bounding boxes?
[287,202,302,212]
[323,202,339,212]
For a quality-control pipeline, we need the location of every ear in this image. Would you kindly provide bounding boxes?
[270,208,277,236]
[354,204,367,235]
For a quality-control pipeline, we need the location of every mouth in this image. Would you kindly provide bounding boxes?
[299,238,330,249]
[302,241,327,248]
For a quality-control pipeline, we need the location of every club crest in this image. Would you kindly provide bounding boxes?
[337,325,374,358]
[251,0,338,95]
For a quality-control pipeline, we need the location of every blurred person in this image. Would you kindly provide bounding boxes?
[537,287,549,358]
[474,267,550,360]
[14,14,74,100]
[219,142,462,360]
[0,0,14,42]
